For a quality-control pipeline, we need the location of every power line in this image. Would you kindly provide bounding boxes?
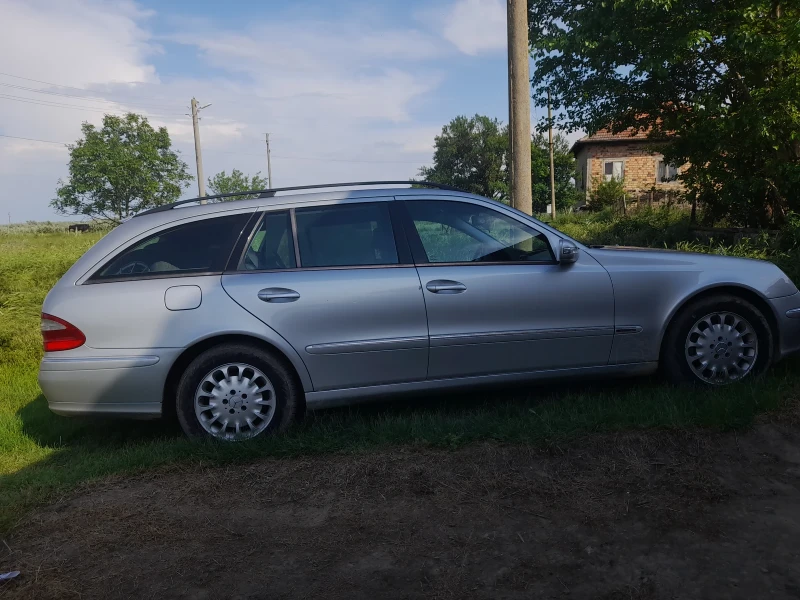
[0,134,428,165]
[0,71,177,108]
[0,93,184,118]
[0,133,66,145]
[206,148,423,164]
[0,82,182,111]
[277,153,423,165]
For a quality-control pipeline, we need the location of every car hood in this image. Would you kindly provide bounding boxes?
[583,245,798,299]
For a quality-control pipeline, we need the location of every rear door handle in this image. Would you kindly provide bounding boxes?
[258,288,300,303]
[426,280,467,294]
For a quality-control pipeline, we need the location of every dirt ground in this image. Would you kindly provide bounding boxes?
[3,423,800,600]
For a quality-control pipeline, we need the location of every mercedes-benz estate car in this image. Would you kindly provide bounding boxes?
[39,182,800,441]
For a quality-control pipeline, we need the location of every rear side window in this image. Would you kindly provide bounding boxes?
[295,203,398,268]
[239,211,296,271]
[93,213,252,281]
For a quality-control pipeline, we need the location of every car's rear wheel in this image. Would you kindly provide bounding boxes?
[662,294,773,386]
[176,343,301,441]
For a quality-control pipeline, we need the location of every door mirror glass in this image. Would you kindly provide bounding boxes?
[559,239,579,265]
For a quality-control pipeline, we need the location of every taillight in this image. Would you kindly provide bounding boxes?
[41,313,86,352]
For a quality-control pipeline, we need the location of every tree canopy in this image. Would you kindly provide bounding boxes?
[52,113,192,223]
[418,114,579,212]
[419,115,508,200]
[207,169,269,200]
[528,0,800,226]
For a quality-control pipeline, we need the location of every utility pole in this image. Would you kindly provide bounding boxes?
[190,98,211,203]
[265,133,273,188]
[507,0,532,215]
[548,89,556,218]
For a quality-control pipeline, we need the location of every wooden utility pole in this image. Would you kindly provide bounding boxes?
[548,89,556,218]
[190,98,211,203]
[265,133,273,188]
[507,0,532,215]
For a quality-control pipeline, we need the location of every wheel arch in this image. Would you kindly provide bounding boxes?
[162,333,310,421]
[658,284,780,360]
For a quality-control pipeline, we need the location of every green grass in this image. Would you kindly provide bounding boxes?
[1,215,799,534]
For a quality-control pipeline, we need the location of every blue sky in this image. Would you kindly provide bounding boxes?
[0,0,566,222]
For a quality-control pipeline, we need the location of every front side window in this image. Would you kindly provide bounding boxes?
[239,211,296,270]
[657,160,679,182]
[604,160,624,181]
[295,203,398,268]
[406,200,554,264]
[93,213,251,280]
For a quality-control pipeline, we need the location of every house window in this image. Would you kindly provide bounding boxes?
[657,160,679,182]
[603,160,624,181]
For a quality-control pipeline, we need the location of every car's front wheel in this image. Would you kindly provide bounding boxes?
[176,343,301,441]
[662,294,773,386]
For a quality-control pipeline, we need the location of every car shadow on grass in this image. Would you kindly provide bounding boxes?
[18,394,182,449]
[18,374,657,450]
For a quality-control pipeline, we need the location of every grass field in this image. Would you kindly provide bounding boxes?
[1,210,799,535]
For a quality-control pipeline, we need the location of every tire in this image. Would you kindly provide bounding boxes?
[662,294,773,386]
[176,343,301,441]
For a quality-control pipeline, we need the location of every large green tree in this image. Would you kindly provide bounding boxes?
[418,114,579,212]
[52,113,192,223]
[207,169,269,200]
[418,115,509,200]
[528,0,800,226]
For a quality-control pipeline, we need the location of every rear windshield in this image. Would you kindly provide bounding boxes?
[91,213,252,281]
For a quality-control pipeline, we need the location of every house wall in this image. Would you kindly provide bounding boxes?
[576,142,687,204]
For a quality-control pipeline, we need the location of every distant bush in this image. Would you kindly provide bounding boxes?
[589,177,626,209]
[553,205,692,248]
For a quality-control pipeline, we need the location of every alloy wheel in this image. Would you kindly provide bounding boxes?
[194,362,276,440]
[684,311,758,384]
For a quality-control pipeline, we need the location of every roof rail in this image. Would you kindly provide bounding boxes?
[134,181,465,217]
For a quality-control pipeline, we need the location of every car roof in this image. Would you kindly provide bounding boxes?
[128,185,497,230]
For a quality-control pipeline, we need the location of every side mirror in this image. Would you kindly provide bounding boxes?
[559,239,579,265]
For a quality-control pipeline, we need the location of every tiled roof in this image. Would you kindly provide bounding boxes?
[576,127,650,142]
[575,127,648,145]
[570,125,677,154]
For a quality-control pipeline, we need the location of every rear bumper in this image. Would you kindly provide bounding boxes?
[38,349,180,419]
[769,292,800,359]
[46,400,161,419]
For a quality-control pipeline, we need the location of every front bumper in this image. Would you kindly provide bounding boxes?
[38,349,181,419]
[769,292,800,359]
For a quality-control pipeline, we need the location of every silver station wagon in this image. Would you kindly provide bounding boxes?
[39,182,800,441]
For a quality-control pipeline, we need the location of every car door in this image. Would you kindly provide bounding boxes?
[221,200,429,391]
[399,198,615,379]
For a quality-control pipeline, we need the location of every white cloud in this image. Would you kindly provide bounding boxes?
[0,1,444,221]
[0,0,168,220]
[0,0,157,88]
[441,0,507,56]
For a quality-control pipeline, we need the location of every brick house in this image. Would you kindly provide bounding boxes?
[570,128,686,206]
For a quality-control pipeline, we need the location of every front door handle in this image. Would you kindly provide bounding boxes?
[426,280,467,294]
[258,287,300,303]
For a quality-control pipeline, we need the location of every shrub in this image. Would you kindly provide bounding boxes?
[553,205,692,248]
[589,177,626,209]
